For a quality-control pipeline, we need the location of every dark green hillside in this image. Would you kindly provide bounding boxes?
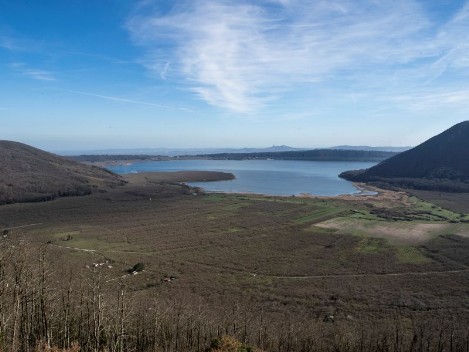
[340,121,469,191]
[0,140,125,204]
[197,149,397,161]
[70,149,397,163]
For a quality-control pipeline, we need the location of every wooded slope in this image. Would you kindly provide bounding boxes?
[0,140,124,204]
[340,121,469,191]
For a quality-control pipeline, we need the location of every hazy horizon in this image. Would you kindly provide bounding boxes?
[51,144,411,156]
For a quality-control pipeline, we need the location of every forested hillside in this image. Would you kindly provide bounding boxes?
[340,121,469,191]
[0,141,125,204]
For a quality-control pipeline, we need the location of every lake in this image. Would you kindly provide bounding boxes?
[107,159,377,196]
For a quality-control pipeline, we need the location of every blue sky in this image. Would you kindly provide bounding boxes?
[1,0,469,152]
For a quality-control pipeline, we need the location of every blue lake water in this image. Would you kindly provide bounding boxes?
[107,159,377,196]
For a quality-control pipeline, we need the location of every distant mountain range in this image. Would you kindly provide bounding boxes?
[329,146,410,152]
[59,145,306,156]
[69,149,398,163]
[340,121,469,192]
[0,141,124,205]
[194,149,398,162]
[58,145,410,157]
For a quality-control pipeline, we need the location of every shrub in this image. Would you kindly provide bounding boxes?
[131,262,145,272]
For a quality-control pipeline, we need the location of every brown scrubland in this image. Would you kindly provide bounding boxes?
[0,173,468,351]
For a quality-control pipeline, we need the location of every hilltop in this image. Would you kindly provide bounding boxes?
[340,121,469,192]
[0,140,125,204]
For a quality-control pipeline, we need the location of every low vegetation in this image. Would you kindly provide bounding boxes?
[408,189,469,213]
[342,176,469,193]
[0,239,468,352]
[0,173,468,351]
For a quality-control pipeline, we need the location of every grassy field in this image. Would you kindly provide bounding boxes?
[0,173,468,339]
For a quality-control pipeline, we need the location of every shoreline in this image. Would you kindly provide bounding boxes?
[187,182,383,200]
[351,182,380,196]
[123,170,235,184]
[120,171,389,200]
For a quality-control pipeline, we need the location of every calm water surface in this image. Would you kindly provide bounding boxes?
[107,160,377,196]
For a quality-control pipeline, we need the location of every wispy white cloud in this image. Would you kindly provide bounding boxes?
[0,36,17,51]
[22,69,56,81]
[416,3,469,85]
[66,89,193,112]
[62,51,132,65]
[126,0,469,113]
[160,61,170,80]
[387,89,469,111]
[0,30,44,52]
[10,62,56,81]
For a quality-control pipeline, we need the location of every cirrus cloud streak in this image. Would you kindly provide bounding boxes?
[126,0,469,113]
